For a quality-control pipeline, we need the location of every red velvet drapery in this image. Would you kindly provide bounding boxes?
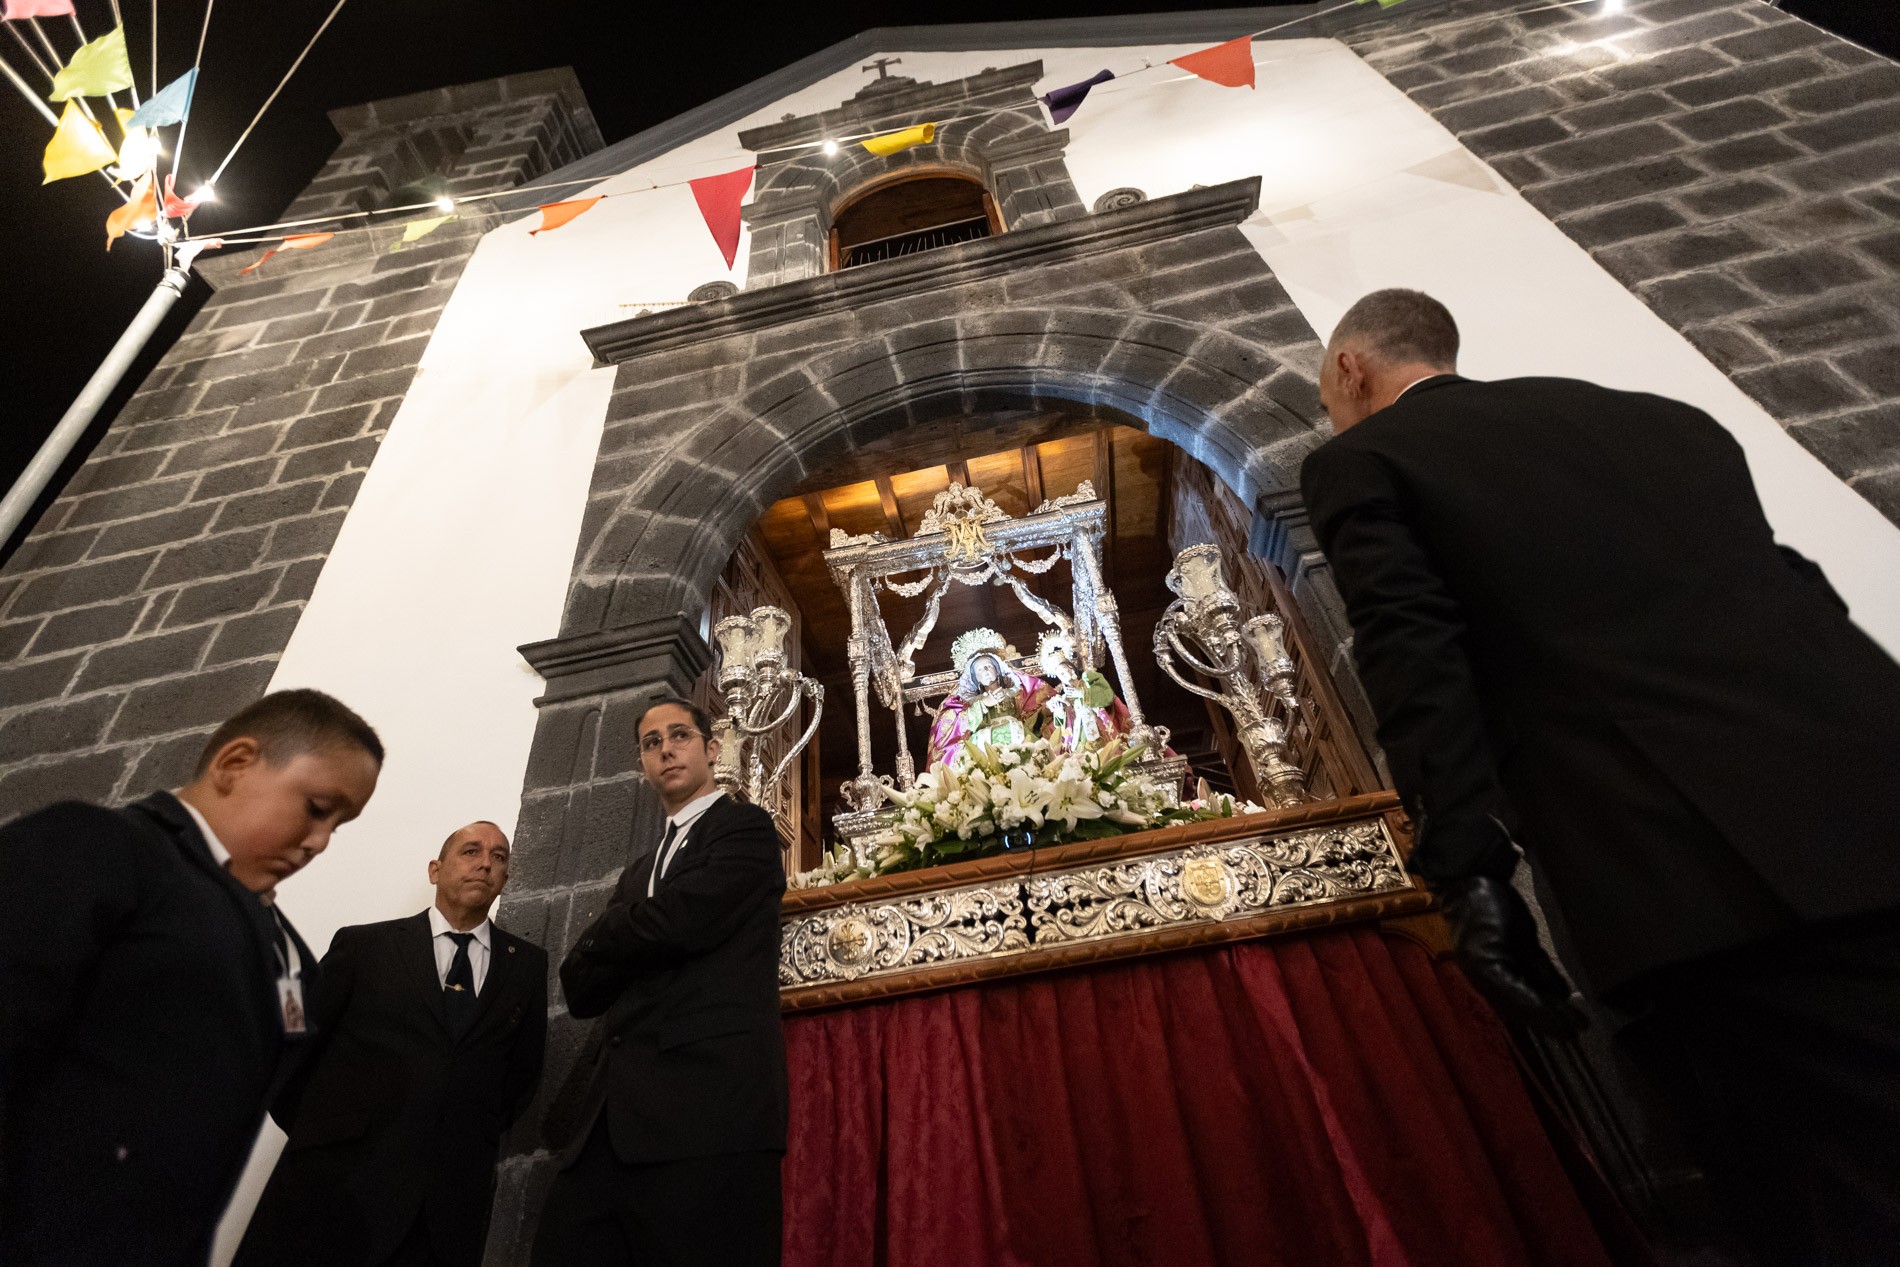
[783,926,1613,1267]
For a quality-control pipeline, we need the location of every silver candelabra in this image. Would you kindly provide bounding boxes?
[1152,545,1308,807]
[709,605,824,819]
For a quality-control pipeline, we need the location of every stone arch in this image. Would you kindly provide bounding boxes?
[567,305,1325,636]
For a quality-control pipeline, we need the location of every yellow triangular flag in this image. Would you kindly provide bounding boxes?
[49,25,134,101]
[861,122,936,157]
[389,214,453,252]
[43,99,117,182]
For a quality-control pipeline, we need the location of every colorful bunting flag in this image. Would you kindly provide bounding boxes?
[4,0,76,17]
[687,166,753,269]
[239,232,334,275]
[160,174,208,219]
[105,173,157,249]
[126,68,197,130]
[1042,70,1114,125]
[110,108,160,181]
[49,25,134,101]
[861,123,936,157]
[42,99,116,182]
[529,197,602,236]
[1170,36,1256,90]
[389,214,454,251]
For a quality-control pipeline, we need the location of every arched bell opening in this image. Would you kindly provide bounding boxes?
[827,169,1002,270]
[693,403,1382,874]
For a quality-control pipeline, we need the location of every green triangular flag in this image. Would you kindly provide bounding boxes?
[49,26,133,101]
[388,214,454,252]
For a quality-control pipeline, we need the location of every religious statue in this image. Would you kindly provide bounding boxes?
[924,628,1055,770]
[1036,630,1132,754]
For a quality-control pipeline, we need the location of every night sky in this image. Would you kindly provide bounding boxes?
[3,0,1895,562]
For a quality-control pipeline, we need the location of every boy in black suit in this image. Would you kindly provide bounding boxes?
[534,696,787,1267]
[234,820,547,1267]
[0,688,383,1267]
[1301,288,1900,1263]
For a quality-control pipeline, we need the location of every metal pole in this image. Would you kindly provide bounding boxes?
[0,263,191,546]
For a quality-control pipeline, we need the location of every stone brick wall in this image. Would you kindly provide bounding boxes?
[1337,0,1900,519]
[0,72,601,821]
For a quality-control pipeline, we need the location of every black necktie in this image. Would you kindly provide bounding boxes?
[443,932,477,1036]
[650,820,681,895]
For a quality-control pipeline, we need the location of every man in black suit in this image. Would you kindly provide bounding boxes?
[234,819,547,1267]
[1300,288,1900,1264]
[533,696,787,1267]
[0,689,383,1266]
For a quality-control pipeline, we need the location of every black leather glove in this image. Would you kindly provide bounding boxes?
[1435,873,1588,1037]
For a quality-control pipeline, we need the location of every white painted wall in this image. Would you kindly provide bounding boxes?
[213,32,1900,1258]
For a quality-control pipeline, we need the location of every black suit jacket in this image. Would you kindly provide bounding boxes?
[1302,375,1900,996]
[234,910,547,1267]
[559,793,788,1164]
[0,791,317,1266]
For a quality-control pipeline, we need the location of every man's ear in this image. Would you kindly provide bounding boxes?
[428,857,442,885]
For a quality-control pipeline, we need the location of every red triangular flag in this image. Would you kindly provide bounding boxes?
[687,166,754,270]
[239,232,333,275]
[530,198,601,235]
[160,174,207,220]
[1170,36,1256,89]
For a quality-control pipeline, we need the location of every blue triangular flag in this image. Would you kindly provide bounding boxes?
[126,68,196,129]
[1042,69,1114,125]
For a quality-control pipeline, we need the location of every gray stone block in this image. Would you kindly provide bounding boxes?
[1782,140,1900,194]
[1854,229,1900,271]
[337,336,432,380]
[1851,466,1900,521]
[1527,156,1707,218]
[264,511,350,563]
[205,607,303,665]
[271,559,327,605]
[0,695,120,763]
[0,652,83,706]
[74,628,215,695]
[164,570,282,628]
[1562,200,1689,246]
[1537,123,1684,176]
[13,528,102,572]
[255,312,332,347]
[192,458,283,503]
[1682,323,1774,373]
[1777,63,1900,117]
[1746,299,1892,358]
[1664,55,1829,108]
[65,476,195,530]
[88,506,220,561]
[0,749,132,818]
[64,450,168,498]
[212,483,326,533]
[147,529,270,589]
[8,555,155,620]
[1640,273,1760,324]
[279,437,380,484]
[1462,117,1572,158]
[1556,91,1681,132]
[0,620,40,661]
[1789,404,1900,480]
[309,365,422,413]
[1698,132,1807,174]
[1839,344,1900,398]
[1734,359,1868,417]
[1669,98,1790,143]
[160,427,283,476]
[1738,246,1874,298]
[1710,19,1834,64]
[225,390,319,433]
[125,732,208,796]
[1678,177,1788,220]
[108,661,278,743]
[27,597,146,656]
[1785,102,1900,157]
[1595,47,1730,95]
[319,471,367,510]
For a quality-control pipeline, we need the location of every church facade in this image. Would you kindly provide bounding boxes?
[0,0,1897,1259]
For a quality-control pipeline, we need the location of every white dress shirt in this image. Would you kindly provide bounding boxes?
[175,792,302,989]
[429,904,494,995]
[647,789,725,897]
[1397,373,1450,400]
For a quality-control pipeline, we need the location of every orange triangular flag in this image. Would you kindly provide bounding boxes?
[530,197,601,235]
[105,174,157,249]
[1170,36,1256,89]
[239,232,334,274]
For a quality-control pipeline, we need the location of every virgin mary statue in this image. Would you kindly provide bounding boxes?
[924,629,1054,770]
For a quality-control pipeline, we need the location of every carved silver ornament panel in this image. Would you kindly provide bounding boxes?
[780,819,1409,990]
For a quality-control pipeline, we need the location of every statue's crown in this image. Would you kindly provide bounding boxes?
[1036,629,1076,667]
[951,627,1008,674]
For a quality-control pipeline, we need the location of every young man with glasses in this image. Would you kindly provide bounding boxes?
[534,697,787,1266]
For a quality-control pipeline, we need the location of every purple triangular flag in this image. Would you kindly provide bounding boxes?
[1042,69,1114,124]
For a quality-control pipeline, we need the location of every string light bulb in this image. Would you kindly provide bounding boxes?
[822,139,840,156]
[434,196,455,212]
[189,184,217,204]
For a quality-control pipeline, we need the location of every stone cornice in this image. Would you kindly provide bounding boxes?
[519,613,711,703]
[737,62,1044,154]
[983,127,1073,169]
[581,176,1262,364]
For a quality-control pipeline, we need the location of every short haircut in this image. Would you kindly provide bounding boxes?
[1329,288,1459,368]
[637,696,713,743]
[193,689,384,775]
[439,820,506,859]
